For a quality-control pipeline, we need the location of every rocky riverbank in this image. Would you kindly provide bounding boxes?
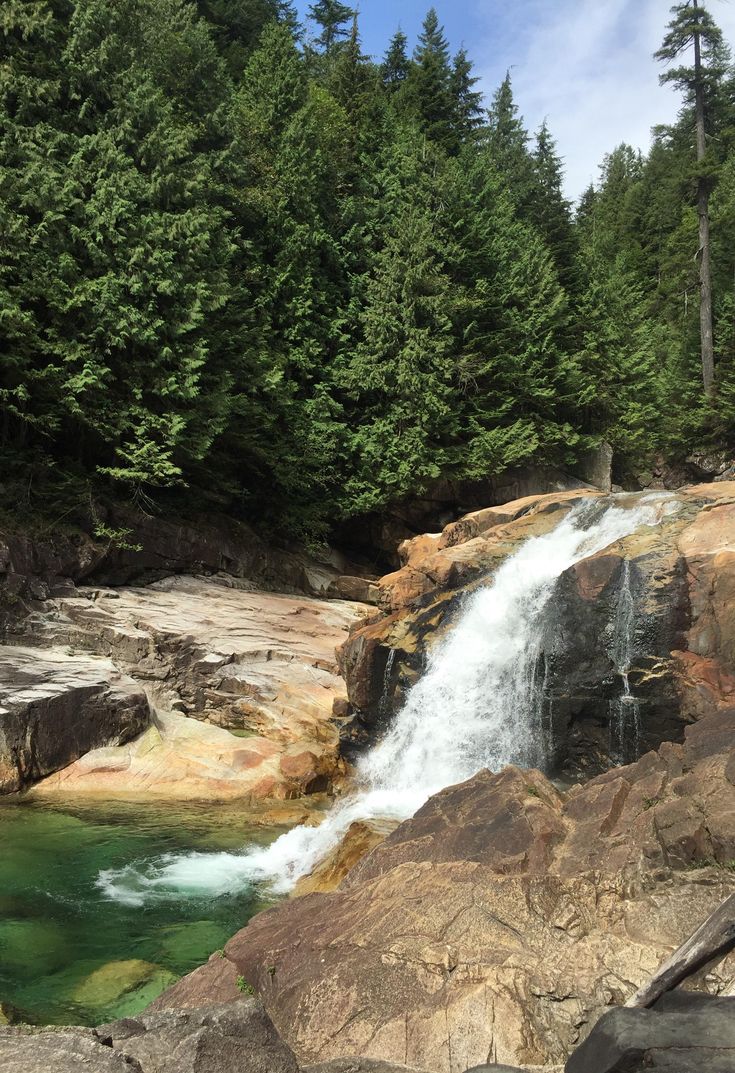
[2,480,734,1071]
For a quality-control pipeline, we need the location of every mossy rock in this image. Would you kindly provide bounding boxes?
[71,959,176,1014]
[0,919,70,978]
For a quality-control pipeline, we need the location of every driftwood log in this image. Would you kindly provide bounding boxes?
[627,892,735,1008]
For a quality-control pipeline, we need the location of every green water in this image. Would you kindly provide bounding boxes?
[0,799,285,1027]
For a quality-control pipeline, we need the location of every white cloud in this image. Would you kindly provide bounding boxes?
[472,0,735,200]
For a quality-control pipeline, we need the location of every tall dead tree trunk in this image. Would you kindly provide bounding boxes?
[693,0,716,395]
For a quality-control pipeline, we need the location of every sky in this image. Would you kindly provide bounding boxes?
[293,0,735,201]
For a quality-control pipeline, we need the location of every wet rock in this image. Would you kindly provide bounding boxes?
[335,467,593,568]
[294,818,401,895]
[0,647,149,793]
[339,482,735,780]
[72,959,177,1014]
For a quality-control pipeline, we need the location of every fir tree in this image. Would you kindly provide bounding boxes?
[382,29,410,94]
[529,120,577,287]
[656,0,728,395]
[450,47,484,145]
[404,8,455,151]
[486,72,535,213]
[340,135,457,512]
[308,0,354,57]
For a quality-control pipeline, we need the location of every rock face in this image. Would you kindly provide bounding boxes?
[0,646,149,793]
[16,576,370,800]
[0,506,376,621]
[0,999,301,1073]
[339,483,735,778]
[217,709,735,1073]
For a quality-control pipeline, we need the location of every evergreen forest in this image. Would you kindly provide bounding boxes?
[2,0,734,539]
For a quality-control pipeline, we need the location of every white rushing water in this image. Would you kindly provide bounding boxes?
[608,559,642,764]
[99,494,674,907]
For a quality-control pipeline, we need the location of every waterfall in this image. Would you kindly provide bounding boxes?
[608,559,641,765]
[98,495,673,906]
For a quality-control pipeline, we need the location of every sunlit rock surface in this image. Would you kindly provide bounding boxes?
[21,577,370,800]
[212,709,735,1072]
[0,647,149,793]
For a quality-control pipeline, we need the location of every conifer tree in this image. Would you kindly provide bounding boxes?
[486,72,535,213]
[453,157,577,474]
[382,30,410,94]
[308,0,354,57]
[404,8,455,151]
[529,121,577,286]
[0,0,71,461]
[340,135,457,512]
[195,0,297,75]
[656,0,727,394]
[450,47,484,145]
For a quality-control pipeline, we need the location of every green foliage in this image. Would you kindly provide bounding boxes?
[3,1,734,539]
[236,975,255,994]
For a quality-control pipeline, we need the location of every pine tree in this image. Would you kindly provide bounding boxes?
[403,8,455,151]
[382,30,410,94]
[450,47,484,145]
[656,0,727,395]
[308,0,354,57]
[529,121,577,287]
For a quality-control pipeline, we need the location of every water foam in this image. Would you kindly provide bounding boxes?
[98,494,675,905]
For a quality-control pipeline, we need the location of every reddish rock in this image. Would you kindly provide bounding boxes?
[212,710,735,1072]
[148,952,241,1012]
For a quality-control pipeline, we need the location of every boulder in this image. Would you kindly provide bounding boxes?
[0,1027,139,1073]
[147,953,241,1012]
[216,714,735,1072]
[72,959,177,1015]
[98,999,300,1073]
[0,646,149,794]
[304,1063,435,1073]
[565,993,735,1073]
[0,999,299,1073]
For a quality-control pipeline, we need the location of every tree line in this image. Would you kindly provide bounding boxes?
[1,0,733,538]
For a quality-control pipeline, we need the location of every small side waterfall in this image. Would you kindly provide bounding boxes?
[98,495,673,905]
[608,560,641,765]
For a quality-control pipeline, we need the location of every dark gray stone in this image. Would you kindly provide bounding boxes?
[463,1066,528,1072]
[106,999,300,1073]
[0,1027,141,1073]
[565,995,735,1073]
[0,1000,299,1073]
